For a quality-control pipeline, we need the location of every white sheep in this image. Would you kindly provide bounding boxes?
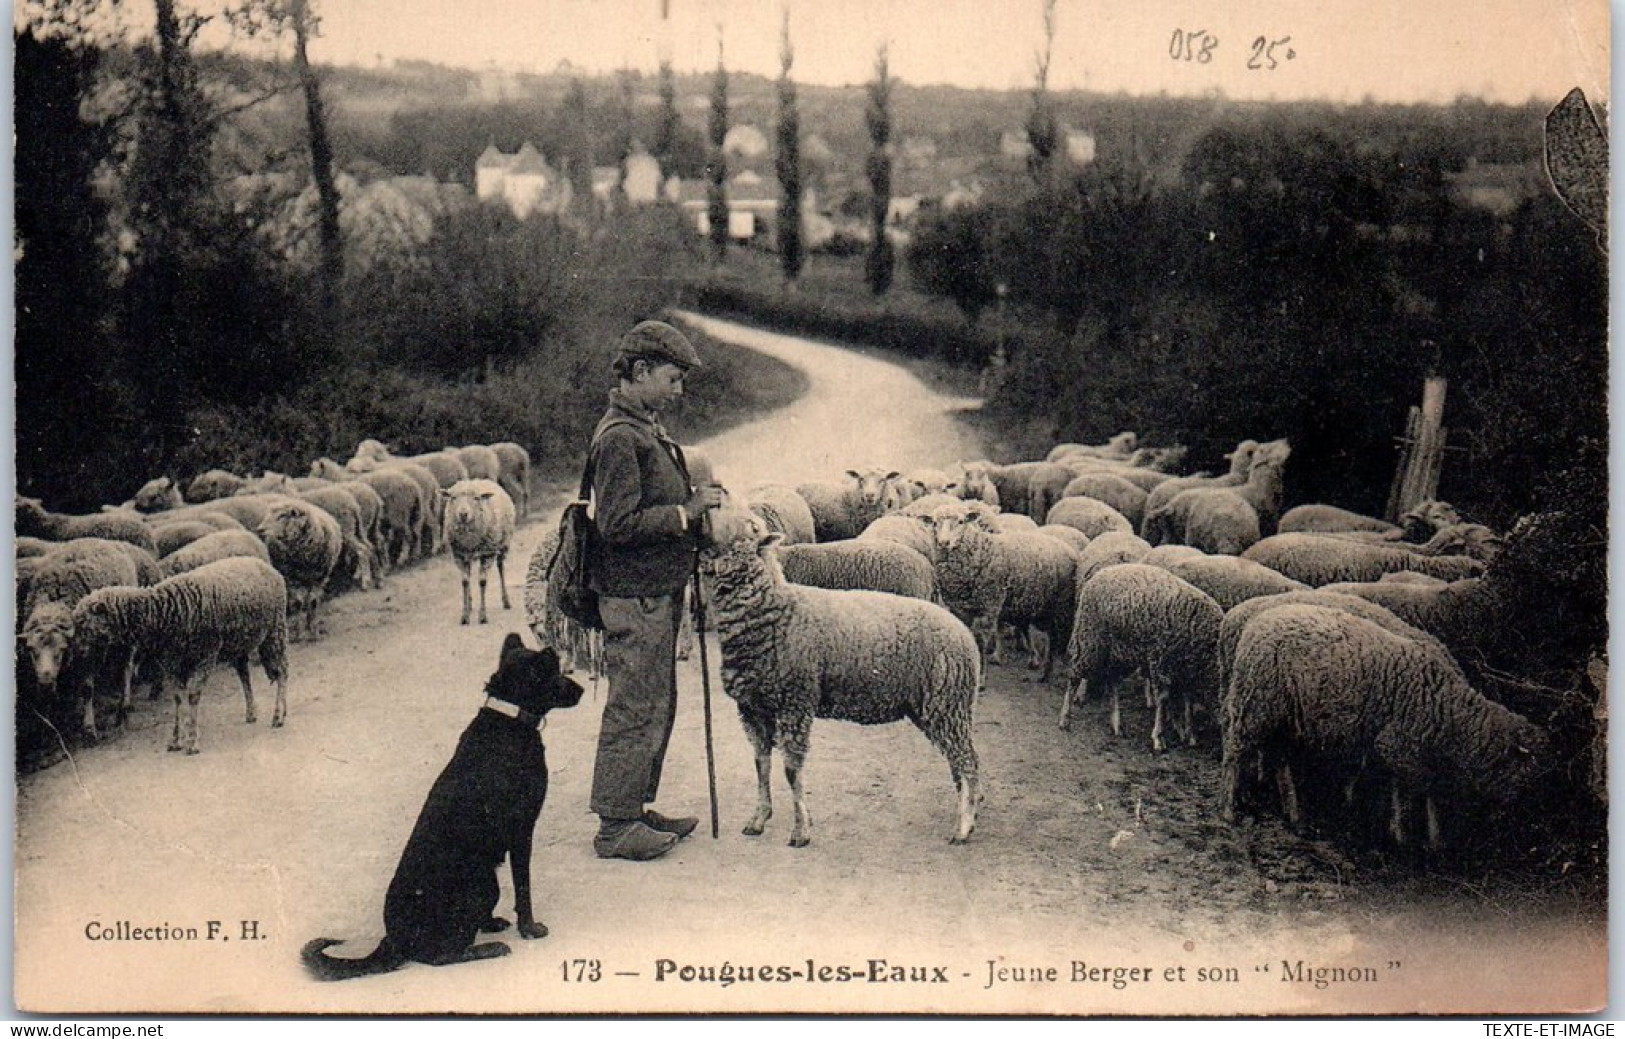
[1036,524,1092,555]
[949,461,1002,508]
[20,539,150,738]
[439,479,517,625]
[991,512,1040,534]
[955,460,1066,519]
[1059,563,1223,753]
[402,450,470,490]
[857,512,940,565]
[490,441,533,519]
[17,497,157,554]
[1046,431,1138,463]
[778,539,937,601]
[701,517,981,846]
[1058,471,1149,529]
[72,557,292,755]
[1042,496,1134,539]
[1140,438,1262,521]
[158,529,271,579]
[1147,553,1309,611]
[1221,605,1547,850]
[184,469,248,503]
[1141,439,1291,552]
[795,467,903,542]
[1215,588,1461,691]
[122,477,184,514]
[743,483,818,545]
[310,458,430,568]
[299,484,382,591]
[1278,503,1400,536]
[1242,532,1486,587]
[927,500,1077,682]
[1072,531,1152,585]
[522,525,604,681]
[257,497,344,640]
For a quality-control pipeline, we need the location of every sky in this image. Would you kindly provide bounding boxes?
[62,0,1612,106]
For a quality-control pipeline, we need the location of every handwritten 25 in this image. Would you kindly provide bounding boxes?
[1170,30,1296,70]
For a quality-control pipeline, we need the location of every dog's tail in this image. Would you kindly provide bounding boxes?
[300,937,409,982]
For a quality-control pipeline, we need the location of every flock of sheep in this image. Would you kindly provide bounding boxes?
[526,431,1537,854]
[16,439,531,757]
[19,422,1541,859]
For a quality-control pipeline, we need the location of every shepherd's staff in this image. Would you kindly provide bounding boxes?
[692,553,720,839]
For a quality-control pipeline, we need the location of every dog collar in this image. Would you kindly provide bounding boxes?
[483,696,545,731]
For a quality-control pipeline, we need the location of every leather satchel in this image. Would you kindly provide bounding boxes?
[544,419,639,632]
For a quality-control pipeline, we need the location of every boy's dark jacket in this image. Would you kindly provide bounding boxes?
[587,389,697,597]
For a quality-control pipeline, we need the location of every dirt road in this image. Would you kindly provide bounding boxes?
[12,315,1605,1016]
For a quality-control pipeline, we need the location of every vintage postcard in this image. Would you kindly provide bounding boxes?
[10,0,1610,1018]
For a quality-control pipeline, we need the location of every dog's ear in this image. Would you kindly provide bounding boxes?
[539,646,561,672]
[500,632,525,663]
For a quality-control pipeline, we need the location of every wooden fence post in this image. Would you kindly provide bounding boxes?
[1388,376,1448,522]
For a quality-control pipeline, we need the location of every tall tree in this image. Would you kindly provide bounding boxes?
[864,45,894,295]
[14,26,117,506]
[775,6,803,285]
[655,58,680,178]
[1025,0,1059,184]
[706,29,729,263]
[286,0,342,304]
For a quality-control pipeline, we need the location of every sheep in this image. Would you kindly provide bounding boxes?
[298,484,381,591]
[151,520,232,559]
[122,477,184,514]
[159,529,271,579]
[1140,438,1262,521]
[184,469,247,503]
[777,539,937,601]
[451,444,503,483]
[897,467,958,505]
[743,483,818,546]
[1059,471,1149,529]
[1278,503,1401,536]
[16,536,56,559]
[1216,589,1461,691]
[1072,531,1152,585]
[858,512,940,564]
[1220,605,1548,849]
[795,467,903,542]
[149,508,245,535]
[991,512,1040,534]
[1059,563,1223,753]
[1147,553,1309,611]
[1042,496,1134,540]
[490,441,533,519]
[1036,524,1092,555]
[440,479,516,625]
[17,498,157,554]
[949,461,1001,508]
[402,451,470,490]
[902,492,974,519]
[955,460,1061,519]
[1400,499,1465,541]
[522,525,603,681]
[1241,533,1486,587]
[1022,462,1085,523]
[310,458,430,567]
[1317,577,1494,657]
[72,557,292,755]
[700,518,981,846]
[1141,439,1291,552]
[927,500,1077,681]
[1139,544,1207,567]
[20,540,149,737]
[1046,431,1138,463]
[192,493,277,533]
[257,497,344,640]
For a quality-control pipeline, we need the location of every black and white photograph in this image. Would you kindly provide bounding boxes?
[9,0,1611,1017]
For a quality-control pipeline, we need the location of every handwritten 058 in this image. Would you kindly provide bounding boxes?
[1169,30,1296,70]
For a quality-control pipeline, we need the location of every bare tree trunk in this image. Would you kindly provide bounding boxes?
[290,0,342,304]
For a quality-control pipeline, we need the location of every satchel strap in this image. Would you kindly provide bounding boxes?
[579,417,643,502]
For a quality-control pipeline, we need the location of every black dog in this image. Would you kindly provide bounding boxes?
[302,633,583,980]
